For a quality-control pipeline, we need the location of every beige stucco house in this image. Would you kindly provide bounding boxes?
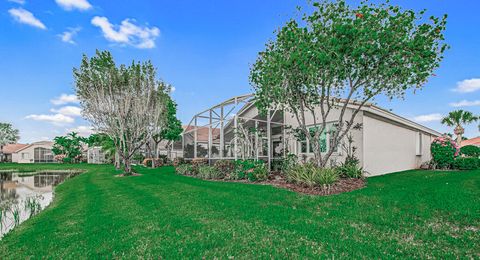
[183,94,440,176]
[11,141,55,163]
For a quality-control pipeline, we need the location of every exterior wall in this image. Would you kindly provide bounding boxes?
[362,113,435,176]
[12,146,36,163]
[284,107,364,167]
[11,142,54,164]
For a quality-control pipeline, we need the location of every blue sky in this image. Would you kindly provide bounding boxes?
[0,0,479,143]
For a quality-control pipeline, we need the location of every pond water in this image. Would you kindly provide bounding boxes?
[0,170,82,238]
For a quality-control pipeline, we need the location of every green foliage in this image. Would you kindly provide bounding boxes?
[233,160,269,181]
[176,164,193,176]
[441,110,478,127]
[74,50,169,174]
[430,136,459,169]
[453,157,480,170]
[286,163,339,187]
[250,0,448,167]
[52,132,85,163]
[213,160,235,177]
[153,96,183,144]
[0,122,20,147]
[250,163,269,181]
[272,154,298,173]
[197,165,225,179]
[460,145,480,158]
[133,153,145,163]
[336,163,363,179]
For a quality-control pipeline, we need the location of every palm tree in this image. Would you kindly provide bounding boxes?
[441,110,478,144]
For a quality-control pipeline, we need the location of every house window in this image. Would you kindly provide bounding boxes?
[22,153,29,160]
[298,122,338,154]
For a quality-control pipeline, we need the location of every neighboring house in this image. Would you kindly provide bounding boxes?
[87,146,108,164]
[1,143,27,162]
[460,137,480,147]
[183,94,440,176]
[11,141,55,163]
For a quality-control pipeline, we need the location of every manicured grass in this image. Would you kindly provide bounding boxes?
[0,163,478,258]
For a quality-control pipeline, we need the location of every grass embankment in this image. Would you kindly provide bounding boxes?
[0,163,478,258]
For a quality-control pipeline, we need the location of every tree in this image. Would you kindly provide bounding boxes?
[151,93,183,158]
[52,132,84,163]
[441,110,478,144]
[250,0,448,167]
[0,123,20,163]
[74,50,169,175]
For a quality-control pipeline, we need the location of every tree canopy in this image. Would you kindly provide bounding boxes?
[441,110,478,143]
[250,0,448,167]
[52,132,85,163]
[74,50,169,174]
[0,122,19,162]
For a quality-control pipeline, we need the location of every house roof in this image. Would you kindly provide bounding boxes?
[13,141,54,153]
[360,104,442,137]
[2,143,28,154]
[184,93,442,138]
[460,137,480,147]
[183,126,220,142]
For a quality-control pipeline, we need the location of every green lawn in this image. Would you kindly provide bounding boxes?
[0,163,478,258]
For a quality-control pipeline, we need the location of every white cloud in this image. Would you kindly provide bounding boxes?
[50,106,82,117]
[453,78,480,93]
[8,8,46,30]
[91,16,160,49]
[170,86,176,93]
[51,94,79,105]
[25,114,74,125]
[8,0,26,4]
[449,100,480,107]
[55,0,92,11]
[59,27,81,44]
[67,125,94,136]
[413,113,443,122]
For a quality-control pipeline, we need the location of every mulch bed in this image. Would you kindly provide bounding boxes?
[261,177,366,196]
[204,173,366,196]
[115,173,142,177]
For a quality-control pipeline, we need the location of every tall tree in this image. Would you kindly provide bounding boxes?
[0,123,20,163]
[151,92,183,158]
[74,50,168,174]
[52,132,85,163]
[250,0,448,167]
[441,110,478,144]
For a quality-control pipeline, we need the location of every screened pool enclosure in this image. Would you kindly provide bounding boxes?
[182,94,289,168]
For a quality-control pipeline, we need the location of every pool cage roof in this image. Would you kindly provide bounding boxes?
[182,94,288,168]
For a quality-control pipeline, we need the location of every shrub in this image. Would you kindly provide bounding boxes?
[233,160,269,181]
[248,163,269,182]
[430,136,459,169]
[143,158,164,168]
[214,160,235,177]
[198,165,225,179]
[133,153,145,163]
[460,145,480,158]
[172,158,184,167]
[286,163,339,187]
[176,164,193,175]
[191,158,208,168]
[453,157,480,170]
[336,163,363,178]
